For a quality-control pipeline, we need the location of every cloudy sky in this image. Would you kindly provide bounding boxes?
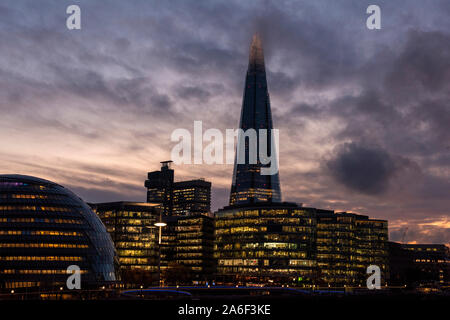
[1,0,449,245]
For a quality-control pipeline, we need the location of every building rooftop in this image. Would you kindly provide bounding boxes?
[90,201,161,208]
[0,174,61,187]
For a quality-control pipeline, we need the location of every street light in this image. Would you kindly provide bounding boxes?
[154,213,166,287]
[154,221,167,245]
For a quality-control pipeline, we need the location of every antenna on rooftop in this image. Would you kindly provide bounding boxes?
[160,160,173,170]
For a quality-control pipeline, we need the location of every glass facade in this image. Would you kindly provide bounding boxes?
[172,180,211,216]
[91,202,160,272]
[215,203,316,284]
[316,210,388,286]
[161,215,214,284]
[0,175,117,291]
[229,34,281,206]
[215,204,389,286]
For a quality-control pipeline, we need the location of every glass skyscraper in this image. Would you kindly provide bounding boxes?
[229,34,281,206]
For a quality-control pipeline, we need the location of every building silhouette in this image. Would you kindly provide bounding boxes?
[145,161,174,216]
[229,33,281,206]
[145,161,211,216]
[388,242,450,287]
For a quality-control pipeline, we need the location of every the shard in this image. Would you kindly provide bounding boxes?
[229,34,282,206]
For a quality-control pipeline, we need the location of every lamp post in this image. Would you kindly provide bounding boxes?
[154,212,166,287]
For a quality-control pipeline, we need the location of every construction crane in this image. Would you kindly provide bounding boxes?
[401,227,408,243]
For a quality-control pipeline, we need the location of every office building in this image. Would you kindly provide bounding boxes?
[161,214,214,284]
[215,203,317,285]
[91,202,161,283]
[389,242,450,287]
[145,161,174,215]
[145,161,211,216]
[316,211,389,286]
[172,179,211,216]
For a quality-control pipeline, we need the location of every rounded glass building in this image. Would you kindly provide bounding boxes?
[0,175,117,291]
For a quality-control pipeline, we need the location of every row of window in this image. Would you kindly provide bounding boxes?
[217,267,313,274]
[217,209,312,219]
[98,211,156,218]
[217,258,315,267]
[176,253,203,258]
[215,251,308,259]
[0,194,49,199]
[0,217,83,224]
[216,217,313,227]
[1,269,87,274]
[106,219,157,226]
[115,242,156,249]
[0,243,88,248]
[0,256,83,261]
[116,249,157,256]
[4,281,41,289]
[119,258,156,265]
[0,183,46,190]
[0,206,77,212]
[0,230,83,236]
[415,259,446,263]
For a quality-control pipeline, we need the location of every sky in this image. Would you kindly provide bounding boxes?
[0,0,449,245]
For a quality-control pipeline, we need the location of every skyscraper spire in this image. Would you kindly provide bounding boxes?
[229,34,282,206]
[248,33,265,73]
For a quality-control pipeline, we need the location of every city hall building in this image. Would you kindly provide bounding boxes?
[0,175,117,291]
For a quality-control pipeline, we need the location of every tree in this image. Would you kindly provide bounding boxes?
[121,267,156,288]
[162,262,193,286]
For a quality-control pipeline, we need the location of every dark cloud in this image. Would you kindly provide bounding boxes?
[176,85,212,102]
[325,143,407,195]
[267,71,298,96]
[385,30,450,98]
